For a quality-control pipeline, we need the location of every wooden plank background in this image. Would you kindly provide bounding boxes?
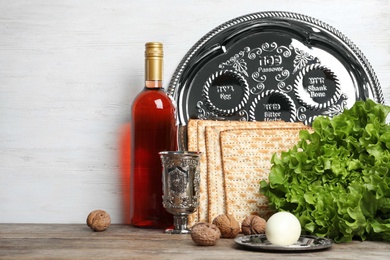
[0,0,389,224]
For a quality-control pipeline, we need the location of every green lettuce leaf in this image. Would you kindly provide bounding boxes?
[260,99,390,243]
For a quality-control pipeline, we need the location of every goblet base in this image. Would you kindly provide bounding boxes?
[163,214,192,234]
[165,228,191,234]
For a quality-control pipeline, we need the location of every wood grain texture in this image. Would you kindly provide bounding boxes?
[0,0,389,224]
[0,224,389,259]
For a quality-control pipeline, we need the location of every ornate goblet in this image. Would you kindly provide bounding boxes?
[159,151,201,234]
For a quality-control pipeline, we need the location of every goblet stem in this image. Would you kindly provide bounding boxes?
[165,215,190,234]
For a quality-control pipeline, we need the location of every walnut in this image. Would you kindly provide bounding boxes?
[190,222,221,246]
[241,215,266,235]
[86,210,111,232]
[212,214,240,238]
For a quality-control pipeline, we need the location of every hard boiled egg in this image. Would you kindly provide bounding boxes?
[265,212,301,246]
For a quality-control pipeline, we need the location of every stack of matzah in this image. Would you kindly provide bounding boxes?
[187,119,311,225]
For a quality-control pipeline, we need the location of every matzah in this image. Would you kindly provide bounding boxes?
[190,120,228,224]
[204,121,305,221]
[187,119,200,224]
[220,126,310,223]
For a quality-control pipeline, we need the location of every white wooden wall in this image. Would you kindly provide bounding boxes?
[1,0,389,224]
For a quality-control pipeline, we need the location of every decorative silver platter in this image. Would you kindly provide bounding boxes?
[234,234,333,252]
[168,11,384,150]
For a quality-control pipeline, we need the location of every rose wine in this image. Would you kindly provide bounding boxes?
[130,42,177,228]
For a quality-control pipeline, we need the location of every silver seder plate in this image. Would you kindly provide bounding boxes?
[234,234,333,252]
[167,11,384,150]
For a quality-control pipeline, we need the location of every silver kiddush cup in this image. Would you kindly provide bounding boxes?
[159,151,201,234]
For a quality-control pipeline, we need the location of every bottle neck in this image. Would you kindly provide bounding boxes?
[145,80,163,89]
[145,57,163,81]
[144,42,164,89]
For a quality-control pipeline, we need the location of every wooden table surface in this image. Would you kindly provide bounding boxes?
[0,224,389,259]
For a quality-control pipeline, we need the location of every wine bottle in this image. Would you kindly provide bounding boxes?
[130,42,177,228]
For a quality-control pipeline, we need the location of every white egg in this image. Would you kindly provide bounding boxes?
[265,212,301,246]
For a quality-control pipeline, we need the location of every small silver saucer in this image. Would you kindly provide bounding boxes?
[234,234,333,252]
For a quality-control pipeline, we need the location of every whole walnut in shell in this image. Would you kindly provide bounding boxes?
[212,214,240,238]
[191,222,221,246]
[86,210,111,232]
[241,215,266,235]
